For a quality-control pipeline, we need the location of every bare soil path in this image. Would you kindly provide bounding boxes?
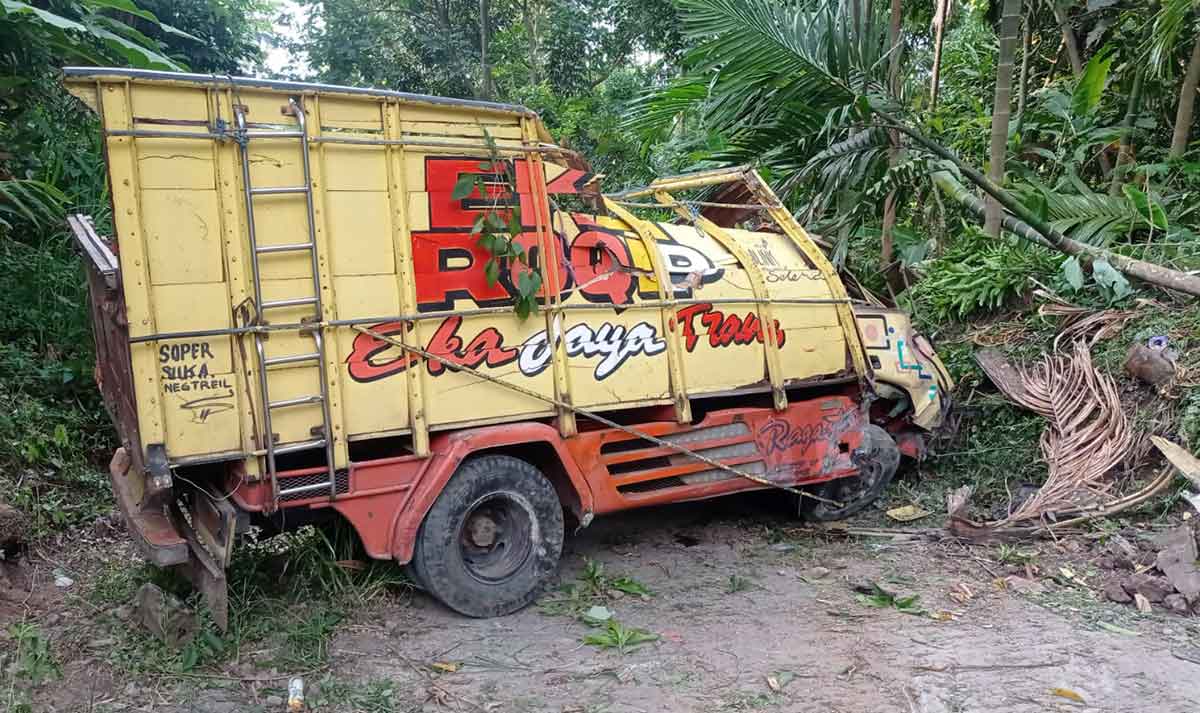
[5,494,1200,712]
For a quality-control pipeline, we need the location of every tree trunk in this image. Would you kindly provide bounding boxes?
[1109,70,1144,196]
[1170,36,1200,159]
[930,0,948,107]
[984,0,1022,237]
[523,0,542,85]
[1052,2,1084,75]
[478,0,493,100]
[881,0,903,290]
[886,117,1200,296]
[1015,12,1032,131]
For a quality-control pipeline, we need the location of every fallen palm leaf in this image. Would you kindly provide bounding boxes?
[975,342,1133,527]
[1050,687,1086,704]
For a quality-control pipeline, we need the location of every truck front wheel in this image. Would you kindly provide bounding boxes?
[801,424,900,522]
[410,455,564,617]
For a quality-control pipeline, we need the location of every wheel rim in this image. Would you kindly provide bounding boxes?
[812,461,883,517]
[457,492,536,584]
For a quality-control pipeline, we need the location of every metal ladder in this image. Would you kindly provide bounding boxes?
[233,98,337,502]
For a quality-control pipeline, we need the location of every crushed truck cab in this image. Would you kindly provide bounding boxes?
[66,68,950,623]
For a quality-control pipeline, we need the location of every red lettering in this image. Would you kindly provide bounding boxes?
[345,322,418,383]
[672,304,786,353]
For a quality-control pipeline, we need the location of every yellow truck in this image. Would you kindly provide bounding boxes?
[65,68,951,624]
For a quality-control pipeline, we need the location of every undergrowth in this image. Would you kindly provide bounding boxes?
[88,522,412,676]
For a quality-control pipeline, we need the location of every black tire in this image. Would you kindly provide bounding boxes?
[801,424,900,522]
[410,455,564,617]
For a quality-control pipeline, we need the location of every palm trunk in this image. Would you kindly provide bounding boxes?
[523,0,542,85]
[1170,36,1200,159]
[1109,70,1144,196]
[983,0,1022,237]
[881,0,903,289]
[1052,2,1084,74]
[479,0,493,100]
[1015,13,1032,131]
[930,0,948,107]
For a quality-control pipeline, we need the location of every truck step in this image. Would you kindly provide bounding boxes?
[278,479,336,497]
[256,241,314,254]
[263,351,320,367]
[251,185,307,196]
[261,296,317,310]
[269,394,324,409]
[244,129,304,139]
[272,438,327,456]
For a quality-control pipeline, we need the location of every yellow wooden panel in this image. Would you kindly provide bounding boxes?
[334,275,408,437]
[422,313,555,427]
[151,282,233,374]
[135,138,214,190]
[327,192,394,276]
[319,97,383,129]
[259,279,321,364]
[404,154,427,193]
[141,189,224,285]
[400,121,524,140]
[777,325,848,380]
[262,366,325,444]
[237,92,299,130]
[246,140,305,188]
[252,198,313,280]
[130,84,208,122]
[162,381,240,457]
[324,145,387,191]
[332,274,399,320]
[406,192,431,231]
[399,104,520,125]
[561,311,671,407]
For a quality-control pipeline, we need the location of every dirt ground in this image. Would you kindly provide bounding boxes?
[5,493,1200,713]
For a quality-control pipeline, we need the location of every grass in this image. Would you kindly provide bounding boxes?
[538,558,653,618]
[582,619,659,655]
[1,622,61,713]
[88,522,412,678]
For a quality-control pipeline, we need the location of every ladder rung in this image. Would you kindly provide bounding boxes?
[279,479,335,497]
[264,352,320,367]
[262,296,317,310]
[272,438,327,456]
[257,242,314,254]
[245,130,304,139]
[251,186,307,196]
[269,395,324,410]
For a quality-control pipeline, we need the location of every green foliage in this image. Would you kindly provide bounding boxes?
[908,229,1061,321]
[2,622,60,713]
[582,619,659,654]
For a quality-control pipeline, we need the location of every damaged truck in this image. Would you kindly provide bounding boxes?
[64,68,951,625]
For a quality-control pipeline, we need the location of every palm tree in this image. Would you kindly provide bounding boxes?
[626,0,1200,296]
[983,0,1023,237]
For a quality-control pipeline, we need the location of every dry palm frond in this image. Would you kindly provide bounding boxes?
[1038,296,1164,352]
[977,341,1133,526]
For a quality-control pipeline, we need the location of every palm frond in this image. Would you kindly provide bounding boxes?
[0,179,67,230]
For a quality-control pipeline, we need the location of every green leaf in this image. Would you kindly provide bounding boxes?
[1062,256,1085,291]
[1121,184,1168,230]
[1092,259,1131,300]
[484,259,500,287]
[89,24,182,70]
[84,0,157,22]
[451,173,478,200]
[1072,45,1114,117]
[1,1,87,31]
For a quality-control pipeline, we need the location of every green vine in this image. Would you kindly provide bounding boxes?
[449,131,543,319]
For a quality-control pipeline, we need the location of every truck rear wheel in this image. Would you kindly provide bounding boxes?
[801,425,900,522]
[410,455,564,617]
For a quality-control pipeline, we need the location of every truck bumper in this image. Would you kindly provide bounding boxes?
[109,447,188,567]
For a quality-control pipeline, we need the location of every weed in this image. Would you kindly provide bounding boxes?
[855,582,927,615]
[309,676,400,712]
[995,544,1038,565]
[538,558,652,617]
[582,619,658,654]
[726,574,754,594]
[2,622,61,713]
